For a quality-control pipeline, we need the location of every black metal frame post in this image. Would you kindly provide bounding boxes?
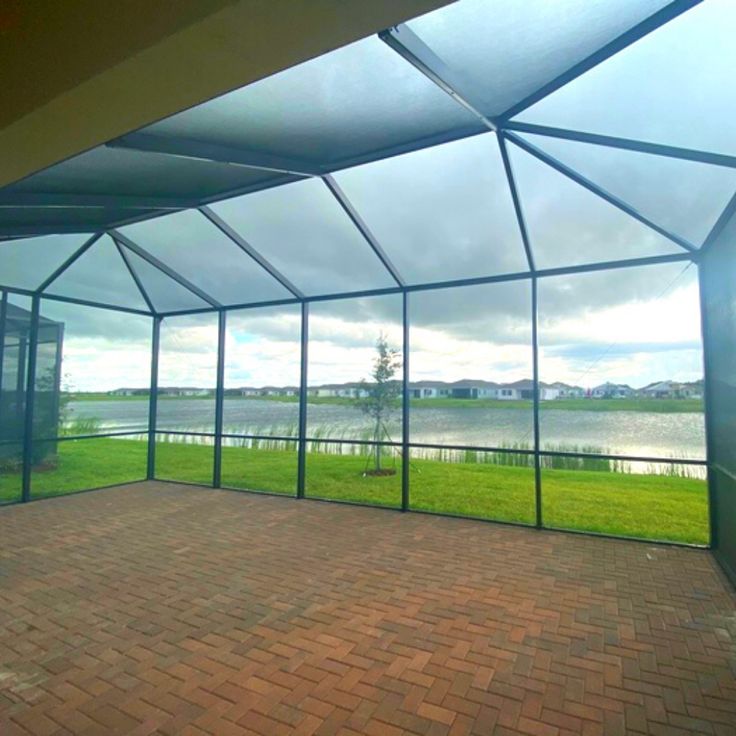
[402,291,410,511]
[297,301,309,498]
[21,295,41,501]
[49,321,65,458]
[697,260,718,549]
[531,277,542,528]
[213,310,226,488]
[147,316,161,479]
[0,291,6,431]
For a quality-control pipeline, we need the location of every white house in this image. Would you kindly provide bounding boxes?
[158,387,212,397]
[550,382,585,399]
[591,382,633,399]
[409,381,454,398]
[639,380,703,399]
[308,383,370,398]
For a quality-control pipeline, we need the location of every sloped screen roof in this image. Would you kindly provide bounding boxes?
[0,0,732,314]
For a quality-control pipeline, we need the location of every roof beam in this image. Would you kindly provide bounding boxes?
[198,206,305,300]
[110,229,222,308]
[153,251,694,318]
[505,122,736,170]
[322,175,405,287]
[497,134,535,272]
[380,24,497,131]
[0,282,152,316]
[0,192,195,209]
[505,131,698,253]
[497,0,702,122]
[37,232,104,292]
[0,224,97,237]
[114,239,157,314]
[701,189,736,254]
[107,132,322,177]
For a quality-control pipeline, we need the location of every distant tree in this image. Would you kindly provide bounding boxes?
[356,333,402,474]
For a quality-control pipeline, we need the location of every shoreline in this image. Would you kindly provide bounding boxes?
[67,393,705,414]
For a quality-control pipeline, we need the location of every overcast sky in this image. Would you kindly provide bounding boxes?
[24,257,702,393]
[6,1,725,394]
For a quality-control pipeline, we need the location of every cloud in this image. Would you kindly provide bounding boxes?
[29,257,702,391]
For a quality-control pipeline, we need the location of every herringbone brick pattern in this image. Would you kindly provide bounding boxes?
[0,482,734,735]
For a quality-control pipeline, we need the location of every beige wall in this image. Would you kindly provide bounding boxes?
[0,0,451,188]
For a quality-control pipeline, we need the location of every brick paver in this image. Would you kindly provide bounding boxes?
[0,482,734,735]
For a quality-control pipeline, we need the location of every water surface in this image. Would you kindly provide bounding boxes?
[69,398,705,460]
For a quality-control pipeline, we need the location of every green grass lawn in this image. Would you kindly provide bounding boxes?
[0,439,708,545]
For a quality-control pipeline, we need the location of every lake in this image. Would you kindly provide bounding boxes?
[69,398,706,461]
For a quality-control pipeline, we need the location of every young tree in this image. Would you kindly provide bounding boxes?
[356,332,402,474]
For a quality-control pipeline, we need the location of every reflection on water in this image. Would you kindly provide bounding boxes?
[69,398,706,460]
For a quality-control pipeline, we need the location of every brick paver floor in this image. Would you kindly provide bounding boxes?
[0,482,734,735]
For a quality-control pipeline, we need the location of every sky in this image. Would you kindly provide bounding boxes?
[3,0,727,393]
[19,258,703,393]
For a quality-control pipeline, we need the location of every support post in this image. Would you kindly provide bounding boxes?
[21,295,41,501]
[532,277,542,528]
[0,292,7,432]
[213,310,226,488]
[147,317,161,480]
[698,265,718,549]
[297,302,309,498]
[402,291,410,511]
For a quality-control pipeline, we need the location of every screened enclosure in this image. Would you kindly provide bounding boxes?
[1,0,735,576]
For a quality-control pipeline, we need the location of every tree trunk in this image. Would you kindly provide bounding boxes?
[374,419,381,471]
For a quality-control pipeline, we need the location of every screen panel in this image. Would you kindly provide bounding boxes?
[34,300,152,439]
[223,305,301,436]
[155,434,214,486]
[517,133,736,246]
[157,313,218,433]
[307,295,403,443]
[7,146,279,199]
[220,440,298,496]
[507,141,681,268]
[0,443,22,504]
[538,262,705,461]
[145,35,482,165]
[47,235,149,310]
[305,442,402,508]
[210,178,396,297]
[408,281,536,521]
[122,250,211,314]
[121,210,291,307]
[334,133,529,284]
[1,295,33,448]
[541,462,708,545]
[406,0,671,117]
[409,282,534,447]
[31,437,147,499]
[517,0,736,157]
[0,235,87,291]
[409,449,536,525]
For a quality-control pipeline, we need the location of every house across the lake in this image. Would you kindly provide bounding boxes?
[308,383,370,398]
[118,379,703,402]
[158,387,213,397]
[591,382,634,399]
[638,380,703,399]
[550,382,585,398]
[228,386,299,397]
[407,379,575,401]
[108,388,149,396]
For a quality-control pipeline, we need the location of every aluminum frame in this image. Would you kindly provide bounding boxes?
[0,0,724,551]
